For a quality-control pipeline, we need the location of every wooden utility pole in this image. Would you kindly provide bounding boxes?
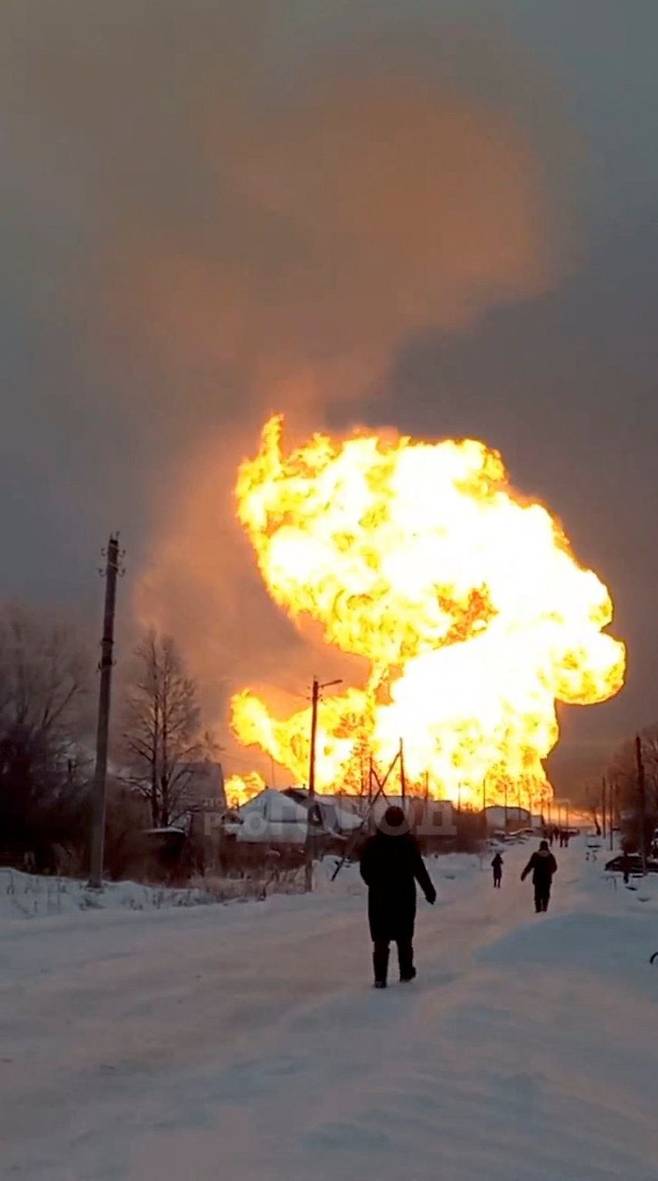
[636,734,647,875]
[305,676,341,892]
[305,677,320,893]
[601,777,607,841]
[88,535,121,889]
[308,679,320,799]
[399,738,406,802]
[610,779,615,851]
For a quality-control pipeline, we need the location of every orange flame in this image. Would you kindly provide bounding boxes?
[231,415,626,809]
[225,771,266,808]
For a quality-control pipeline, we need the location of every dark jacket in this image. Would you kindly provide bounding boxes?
[360,830,436,942]
[521,849,557,885]
[491,854,503,871]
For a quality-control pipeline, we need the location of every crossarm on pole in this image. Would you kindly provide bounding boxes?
[330,750,401,882]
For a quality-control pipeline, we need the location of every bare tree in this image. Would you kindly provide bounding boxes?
[122,630,203,827]
[608,725,658,853]
[610,729,658,808]
[584,785,602,835]
[0,603,90,867]
[0,604,87,739]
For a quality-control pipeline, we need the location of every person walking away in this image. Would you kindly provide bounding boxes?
[521,840,557,913]
[491,852,503,888]
[360,805,436,988]
[621,849,631,885]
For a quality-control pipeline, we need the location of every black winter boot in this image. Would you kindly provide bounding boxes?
[373,941,389,988]
[398,941,416,982]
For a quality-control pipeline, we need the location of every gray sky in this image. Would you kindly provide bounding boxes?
[2,1,657,787]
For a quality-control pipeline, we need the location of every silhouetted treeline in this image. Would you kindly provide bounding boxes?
[607,726,658,855]
[0,604,214,880]
[0,604,91,872]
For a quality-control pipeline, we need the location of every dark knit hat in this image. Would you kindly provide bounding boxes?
[377,804,409,835]
[383,805,406,828]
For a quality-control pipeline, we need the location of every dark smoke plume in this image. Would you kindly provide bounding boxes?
[1,2,575,771]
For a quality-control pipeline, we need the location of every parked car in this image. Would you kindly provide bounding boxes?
[605,853,658,875]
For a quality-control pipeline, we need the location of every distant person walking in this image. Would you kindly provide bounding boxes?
[521,840,558,913]
[360,805,436,989]
[491,852,503,888]
[621,849,632,885]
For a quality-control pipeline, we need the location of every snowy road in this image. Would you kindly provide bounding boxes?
[3,840,658,1181]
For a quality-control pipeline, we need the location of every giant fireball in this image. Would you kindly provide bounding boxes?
[230,415,625,809]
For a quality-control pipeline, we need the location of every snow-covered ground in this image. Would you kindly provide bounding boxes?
[2,839,658,1180]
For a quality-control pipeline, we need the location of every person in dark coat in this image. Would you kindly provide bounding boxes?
[491,852,503,888]
[621,849,632,885]
[359,805,436,988]
[521,840,558,912]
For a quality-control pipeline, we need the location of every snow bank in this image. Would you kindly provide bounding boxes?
[0,867,264,921]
